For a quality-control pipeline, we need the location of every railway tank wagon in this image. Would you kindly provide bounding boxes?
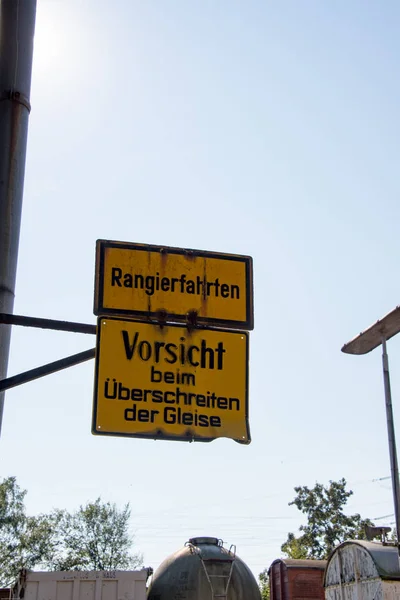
[147,536,261,600]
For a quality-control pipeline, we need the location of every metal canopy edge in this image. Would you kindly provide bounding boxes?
[342,306,400,355]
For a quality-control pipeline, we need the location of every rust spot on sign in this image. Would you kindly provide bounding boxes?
[201,259,208,317]
[186,310,198,330]
[155,309,168,328]
[184,249,197,261]
[159,247,168,267]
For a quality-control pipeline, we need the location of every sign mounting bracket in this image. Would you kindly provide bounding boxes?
[0,312,96,392]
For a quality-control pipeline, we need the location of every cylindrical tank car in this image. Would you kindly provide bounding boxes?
[147,536,261,600]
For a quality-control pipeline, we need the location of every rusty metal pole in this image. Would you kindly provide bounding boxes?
[381,337,400,550]
[0,0,36,436]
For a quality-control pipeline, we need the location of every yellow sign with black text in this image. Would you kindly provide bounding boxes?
[94,240,254,330]
[92,318,250,444]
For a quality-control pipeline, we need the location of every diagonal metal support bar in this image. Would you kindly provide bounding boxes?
[0,313,96,334]
[0,348,95,392]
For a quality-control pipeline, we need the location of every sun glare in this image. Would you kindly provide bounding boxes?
[33,6,66,72]
[32,2,86,78]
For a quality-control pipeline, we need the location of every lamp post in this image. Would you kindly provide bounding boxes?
[0,0,36,437]
[342,305,400,551]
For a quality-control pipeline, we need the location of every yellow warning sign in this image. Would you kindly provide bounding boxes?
[92,318,250,444]
[94,240,254,330]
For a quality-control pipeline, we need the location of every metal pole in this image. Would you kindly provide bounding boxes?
[0,0,36,436]
[382,337,400,550]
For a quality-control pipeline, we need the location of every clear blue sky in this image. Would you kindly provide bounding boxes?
[2,0,400,579]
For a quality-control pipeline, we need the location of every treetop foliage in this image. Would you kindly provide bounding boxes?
[258,478,374,597]
[48,499,142,571]
[258,568,270,600]
[281,478,374,560]
[0,477,142,587]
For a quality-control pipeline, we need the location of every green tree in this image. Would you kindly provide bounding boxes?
[0,477,54,586]
[281,478,373,560]
[46,498,143,571]
[258,568,270,600]
[280,532,308,559]
[0,478,143,585]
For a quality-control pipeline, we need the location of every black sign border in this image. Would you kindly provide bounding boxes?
[92,316,250,444]
[94,239,254,331]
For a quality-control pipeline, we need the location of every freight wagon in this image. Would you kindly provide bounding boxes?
[324,540,400,600]
[268,558,326,600]
[9,569,150,600]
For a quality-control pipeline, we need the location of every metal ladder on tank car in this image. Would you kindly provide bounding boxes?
[197,543,236,600]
